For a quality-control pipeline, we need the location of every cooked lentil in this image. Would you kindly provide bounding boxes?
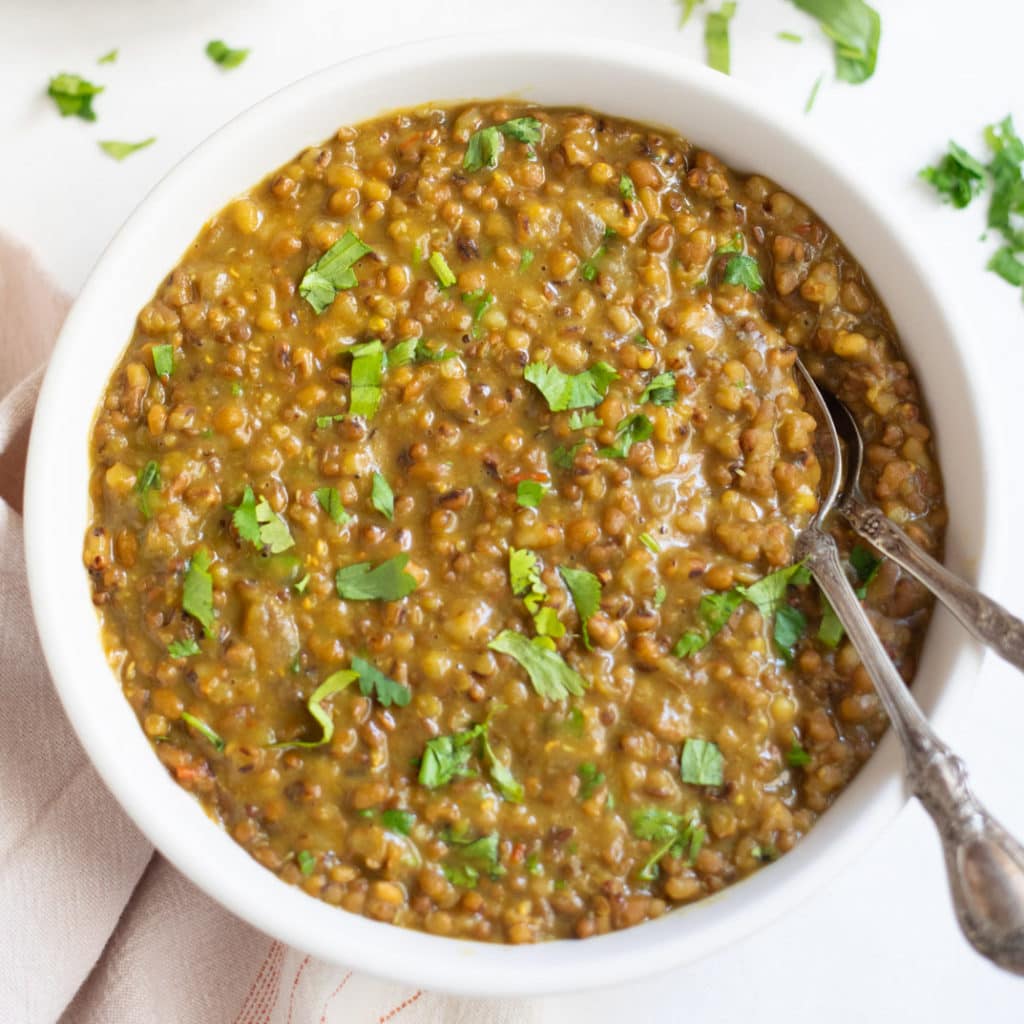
[84,101,946,943]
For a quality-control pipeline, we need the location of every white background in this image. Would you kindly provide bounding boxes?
[1,0,1022,1018]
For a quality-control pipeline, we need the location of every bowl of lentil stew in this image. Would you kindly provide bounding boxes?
[24,36,999,995]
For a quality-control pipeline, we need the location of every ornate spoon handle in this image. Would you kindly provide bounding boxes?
[797,526,1024,975]
[841,494,1024,673]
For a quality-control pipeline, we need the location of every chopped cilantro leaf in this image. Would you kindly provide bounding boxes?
[681,738,724,786]
[134,460,161,519]
[519,249,535,271]
[100,138,155,161]
[919,141,986,209]
[516,480,548,508]
[817,594,844,648]
[632,806,704,880]
[850,544,881,597]
[722,253,764,291]
[98,49,118,64]
[498,117,543,144]
[152,344,173,378]
[479,728,524,803]
[349,339,385,419]
[205,39,250,69]
[462,288,494,337]
[181,712,224,752]
[787,741,812,767]
[275,670,357,749]
[580,244,607,281]
[567,410,602,430]
[737,563,811,619]
[296,850,317,875]
[778,30,803,42]
[577,761,606,800]
[559,566,602,650]
[676,0,704,24]
[418,726,481,788]
[654,585,667,608]
[600,413,653,459]
[773,604,808,662]
[315,412,344,429]
[791,0,881,84]
[299,231,373,314]
[989,247,1024,287]
[673,631,708,658]
[47,73,103,120]
[488,630,586,701]
[524,360,618,411]
[640,372,677,406]
[370,472,394,520]
[351,654,411,708]
[182,549,215,636]
[428,251,456,287]
[551,441,586,470]
[231,487,294,553]
[704,2,737,75]
[381,809,416,834]
[335,554,418,601]
[464,126,504,172]
[167,638,200,658]
[315,486,350,525]
[619,174,636,200]
[294,574,310,594]
[805,74,824,115]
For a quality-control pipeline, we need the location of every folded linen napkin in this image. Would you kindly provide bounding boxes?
[0,236,537,1024]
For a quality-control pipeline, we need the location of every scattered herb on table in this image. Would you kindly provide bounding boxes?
[98,49,118,65]
[805,73,824,114]
[47,73,104,120]
[790,0,881,84]
[704,2,737,75]
[99,137,155,161]
[205,40,250,69]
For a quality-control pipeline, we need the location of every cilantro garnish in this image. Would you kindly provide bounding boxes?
[519,249,535,272]
[167,638,200,658]
[681,738,724,786]
[600,413,653,459]
[580,244,607,282]
[294,574,310,594]
[299,231,373,314]
[567,410,602,430]
[463,288,495,337]
[380,809,416,835]
[315,486,350,525]
[274,670,357,749]
[182,549,215,636]
[704,2,737,75]
[152,344,173,378]
[805,74,824,115]
[551,440,586,470]
[488,630,586,701]
[639,532,661,554]
[181,712,224,752]
[134,460,161,519]
[619,174,637,200]
[296,850,317,875]
[577,762,606,800]
[335,554,418,601]
[632,807,705,880]
[790,0,881,84]
[388,337,456,366]
[370,472,394,520]
[100,138,155,162]
[47,73,104,120]
[817,594,844,648]
[524,359,619,412]
[232,487,294,554]
[315,412,344,429]
[428,251,456,288]
[850,544,881,597]
[205,39,250,69]
[351,655,410,708]
[990,247,1024,286]
[559,566,602,650]
[463,117,543,172]
[98,49,118,64]
[722,253,764,291]
[640,372,677,406]
[516,480,548,508]
[348,339,385,419]
[417,718,522,801]
[787,741,812,767]
[778,30,803,42]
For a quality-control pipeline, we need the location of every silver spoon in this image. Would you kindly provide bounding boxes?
[813,373,1024,672]
[794,359,1024,976]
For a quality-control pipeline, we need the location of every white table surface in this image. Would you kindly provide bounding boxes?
[2,0,1022,1017]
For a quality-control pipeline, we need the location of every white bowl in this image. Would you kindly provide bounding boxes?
[24,35,999,996]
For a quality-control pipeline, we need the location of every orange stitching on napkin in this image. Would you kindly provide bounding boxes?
[318,970,353,1023]
[378,990,423,1022]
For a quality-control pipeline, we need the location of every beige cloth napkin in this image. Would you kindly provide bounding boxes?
[0,236,538,1024]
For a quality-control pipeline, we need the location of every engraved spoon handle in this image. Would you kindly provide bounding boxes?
[841,494,1024,673]
[797,526,1024,975]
